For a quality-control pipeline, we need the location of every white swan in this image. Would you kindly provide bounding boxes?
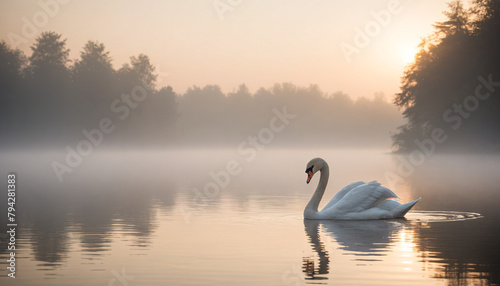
[304,158,420,220]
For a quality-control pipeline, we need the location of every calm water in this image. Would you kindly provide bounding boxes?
[0,148,499,285]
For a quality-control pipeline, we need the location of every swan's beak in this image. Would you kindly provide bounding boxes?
[306,171,314,184]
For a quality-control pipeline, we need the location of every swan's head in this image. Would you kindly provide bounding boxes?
[305,157,326,184]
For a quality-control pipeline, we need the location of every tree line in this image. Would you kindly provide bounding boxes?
[0,32,176,149]
[393,0,500,152]
[0,31,402,149]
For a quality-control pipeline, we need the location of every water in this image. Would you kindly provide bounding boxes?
[0,148,499,285]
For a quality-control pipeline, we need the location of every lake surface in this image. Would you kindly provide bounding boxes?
[1,148,499,285]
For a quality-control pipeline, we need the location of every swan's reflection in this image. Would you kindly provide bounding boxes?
[303,219,409,281]
[302,220,329,281]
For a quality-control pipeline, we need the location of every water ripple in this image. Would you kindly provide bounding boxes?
[406,211,483,222]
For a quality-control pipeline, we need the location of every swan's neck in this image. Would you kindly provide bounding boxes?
[304,165,329,217]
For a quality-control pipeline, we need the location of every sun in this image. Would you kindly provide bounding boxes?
[400,46,419,64]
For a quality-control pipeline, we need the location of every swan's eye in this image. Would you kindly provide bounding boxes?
[305,165,314,173]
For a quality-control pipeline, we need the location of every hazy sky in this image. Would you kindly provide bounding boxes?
[0,0,452,99]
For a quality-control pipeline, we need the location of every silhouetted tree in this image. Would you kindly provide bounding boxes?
[227,83,252,101]
[226,84,254,130]
[0,41,25,93]
[393,0,500,152]
[138,86,178,144]
[21,32,74,144]
[434,0,470,36]
[0,41,27,145]
[73,40,114,94]
[131,54,157,89]
[115,54,156,98]
[71,41,116,127]
[27,31,70,86]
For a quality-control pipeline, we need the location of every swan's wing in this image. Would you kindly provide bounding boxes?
[329,181,399,214]
[390,198,421,218]
[322,181,365,210]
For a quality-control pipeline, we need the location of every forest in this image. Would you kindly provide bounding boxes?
[393,0,500,152]
[1,0,498,152]
[0,32,402,150]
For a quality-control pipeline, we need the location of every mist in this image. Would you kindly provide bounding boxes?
[1,1,500,285]
[0,33,404,151]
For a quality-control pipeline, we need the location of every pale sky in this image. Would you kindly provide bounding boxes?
[0,0,452,99]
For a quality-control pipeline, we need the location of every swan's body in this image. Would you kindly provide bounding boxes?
[304,158,420,220]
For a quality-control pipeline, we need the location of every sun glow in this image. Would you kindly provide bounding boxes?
[400,46,419,64]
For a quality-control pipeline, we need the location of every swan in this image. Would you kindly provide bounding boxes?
[304,158,420,220]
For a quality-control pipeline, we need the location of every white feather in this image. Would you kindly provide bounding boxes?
[304,158,420,220]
